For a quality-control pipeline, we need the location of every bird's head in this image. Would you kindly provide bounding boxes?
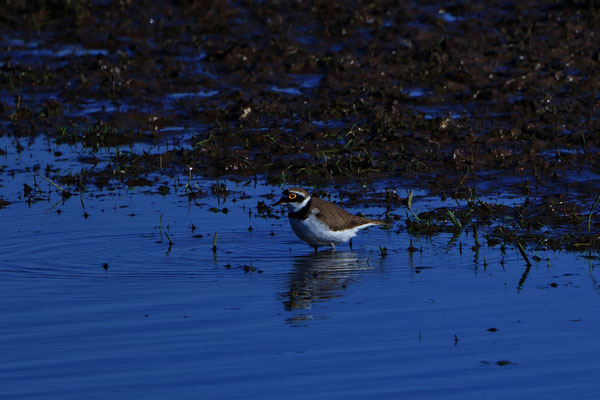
[273,187,311,213]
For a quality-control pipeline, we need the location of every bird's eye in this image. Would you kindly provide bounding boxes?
[288,193,297,200]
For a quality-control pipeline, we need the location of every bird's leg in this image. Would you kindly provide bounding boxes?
[331,242,336,251]
[349,239,353,251]
[312,245,318,252]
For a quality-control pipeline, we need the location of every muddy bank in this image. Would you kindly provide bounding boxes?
[2,0,600,250]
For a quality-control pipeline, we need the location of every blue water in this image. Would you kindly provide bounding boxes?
[1,139,600,399]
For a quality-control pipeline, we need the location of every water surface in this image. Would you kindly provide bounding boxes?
[1,138,600,399]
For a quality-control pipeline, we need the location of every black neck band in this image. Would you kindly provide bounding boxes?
[289,198,312,219]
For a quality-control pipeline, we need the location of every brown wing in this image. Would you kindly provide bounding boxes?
[312,197,384,231]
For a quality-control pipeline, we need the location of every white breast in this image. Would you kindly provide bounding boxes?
[289,210,376,246]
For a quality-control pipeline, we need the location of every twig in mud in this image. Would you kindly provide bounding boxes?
[37,173,72,198]
[515,239,531,267]
[212,231,218,252]
[588,193,600,239]
[37,173,67,193]
[447,210,462,230]
[406,189,420,221]
[165,232,173,249]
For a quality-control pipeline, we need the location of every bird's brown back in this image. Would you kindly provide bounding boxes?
[311,197,384,231]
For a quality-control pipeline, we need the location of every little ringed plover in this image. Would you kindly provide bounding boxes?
[273,187,384,250]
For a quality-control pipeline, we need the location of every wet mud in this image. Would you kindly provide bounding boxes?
[2,0,600,250]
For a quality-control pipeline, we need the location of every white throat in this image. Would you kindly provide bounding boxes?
[286,195,311,213]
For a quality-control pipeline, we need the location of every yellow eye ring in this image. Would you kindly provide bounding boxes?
[288,193,297,200]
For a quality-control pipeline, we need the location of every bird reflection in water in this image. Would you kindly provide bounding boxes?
[283,250,371,311]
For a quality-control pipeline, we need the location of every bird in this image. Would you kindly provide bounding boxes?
[273,187,385,251]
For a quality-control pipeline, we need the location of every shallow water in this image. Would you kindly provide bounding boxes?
[2,139,600,399]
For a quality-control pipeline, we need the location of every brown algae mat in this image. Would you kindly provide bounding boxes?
[2,1,600,251]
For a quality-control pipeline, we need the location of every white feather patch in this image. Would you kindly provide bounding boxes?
[285,195,310,213]
[289,208,376,246]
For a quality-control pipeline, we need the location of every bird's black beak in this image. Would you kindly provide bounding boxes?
[273,197,285,206]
